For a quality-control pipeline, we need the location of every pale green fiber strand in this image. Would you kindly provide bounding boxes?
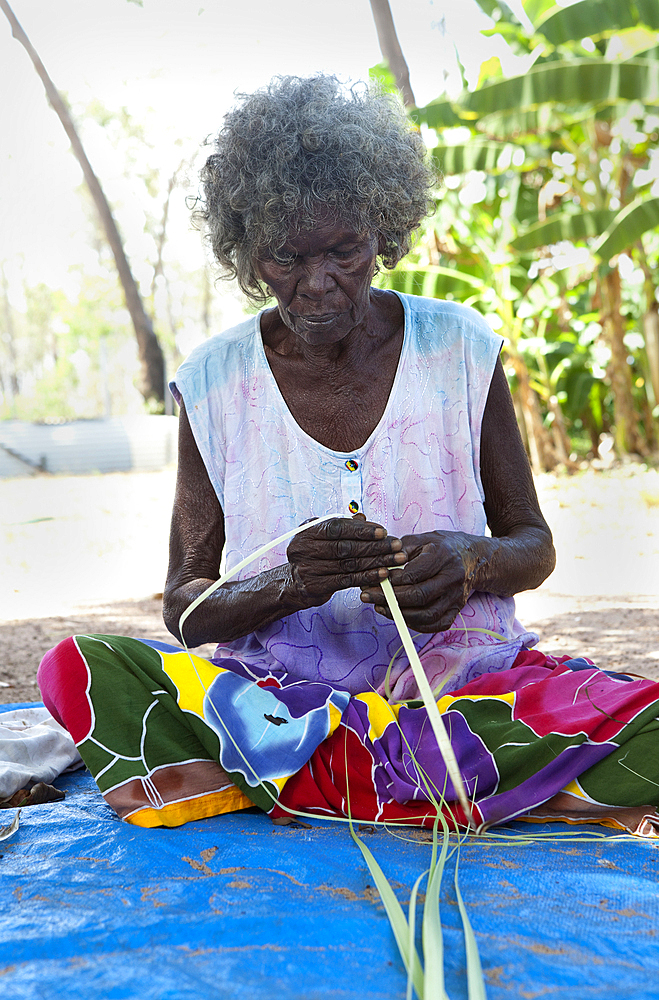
[455,835,487,1000]
[343,736,425,1000]
[406,869,428,1000]
[422,813,451,1000]
[380,577,473,826]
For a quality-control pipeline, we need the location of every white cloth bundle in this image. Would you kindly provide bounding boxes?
[0,707,83,800]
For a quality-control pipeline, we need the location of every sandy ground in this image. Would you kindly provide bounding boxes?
[1,464,659,704]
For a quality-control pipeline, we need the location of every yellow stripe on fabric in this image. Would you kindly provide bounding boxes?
[354,692,401,742]
[160,650,226,718]
[436,690,516,714]
[560,779,588,801]
[328,700,344,735]
[124,785,254,828]
[557,780,610,807]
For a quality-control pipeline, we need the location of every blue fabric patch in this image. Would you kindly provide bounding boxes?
[563,657,635,681]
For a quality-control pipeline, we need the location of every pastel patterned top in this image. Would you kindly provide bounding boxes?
[171,292,537,700]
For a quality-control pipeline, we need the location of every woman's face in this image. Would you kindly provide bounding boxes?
[254,212,380,347]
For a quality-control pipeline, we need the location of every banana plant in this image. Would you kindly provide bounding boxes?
[407,0,659,458]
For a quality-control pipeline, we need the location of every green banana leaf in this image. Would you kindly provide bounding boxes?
[592,195,659,258]
[385,266,483,300]
[636,0,659,28]
[523,0,560,24]
[475,103,596,140]
[412,99,465,129]
[432,142,527,175]
[473,0,519,21]
[535,0,659,46]
[463,58,659,118]
[512,209,617,251]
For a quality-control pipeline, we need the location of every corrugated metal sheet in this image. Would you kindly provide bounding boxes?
[0,416,178,477]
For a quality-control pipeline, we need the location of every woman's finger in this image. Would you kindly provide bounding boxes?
[394,602,463,632]
[323,517,388,541]
[361,574,466,630]
[288,536,404,564]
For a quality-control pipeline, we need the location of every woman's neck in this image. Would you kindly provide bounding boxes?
[260,290,405,452]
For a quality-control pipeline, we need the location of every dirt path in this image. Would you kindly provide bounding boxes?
[1,465,658,704]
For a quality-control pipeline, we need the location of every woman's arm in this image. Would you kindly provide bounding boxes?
[359,356,556,631]
[163,403,404,647]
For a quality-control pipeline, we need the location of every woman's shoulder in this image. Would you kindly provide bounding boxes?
[395,293,502,357]
[398,292,495,334]
[172,313,262,389]
[170,313,263,408]
[182,314,260,367]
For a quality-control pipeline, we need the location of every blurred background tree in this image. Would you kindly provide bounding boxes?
[0,0,168,411]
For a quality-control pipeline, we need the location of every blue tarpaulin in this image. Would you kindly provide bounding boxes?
[2,703,658,999]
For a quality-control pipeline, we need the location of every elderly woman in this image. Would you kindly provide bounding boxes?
[39,76,659,836]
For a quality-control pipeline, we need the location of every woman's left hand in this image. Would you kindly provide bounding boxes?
[359,530,491,632]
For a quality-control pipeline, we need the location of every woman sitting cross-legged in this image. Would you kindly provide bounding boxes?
[38,75,659,837]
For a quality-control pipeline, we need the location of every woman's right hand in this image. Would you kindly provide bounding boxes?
[286,517,406,606]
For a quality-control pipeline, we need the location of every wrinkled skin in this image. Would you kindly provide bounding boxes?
[285,516,407,605]
[163,212,555,647]
[365,530,493,633]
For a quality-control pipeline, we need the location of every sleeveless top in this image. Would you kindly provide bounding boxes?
[171,292,537,700]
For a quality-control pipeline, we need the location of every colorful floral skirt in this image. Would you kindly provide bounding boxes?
[38,635,659,836]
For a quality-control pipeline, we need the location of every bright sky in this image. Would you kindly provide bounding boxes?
[0,0,528,300]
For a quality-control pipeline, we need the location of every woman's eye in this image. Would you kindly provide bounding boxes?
[332,247,359,260]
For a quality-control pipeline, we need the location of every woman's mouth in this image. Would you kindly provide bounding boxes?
[293,314,337,328]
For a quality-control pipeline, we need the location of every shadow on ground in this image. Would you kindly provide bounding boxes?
[524,601,659,680]
[0,597,216,704]
[3,595,658,705]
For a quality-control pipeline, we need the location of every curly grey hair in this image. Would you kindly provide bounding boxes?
[194,75,435,303]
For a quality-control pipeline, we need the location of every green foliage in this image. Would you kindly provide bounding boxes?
[368,61,399,96]
[0,273,142,422]
[535,0,659,45]
[593,196,659,259]
[464,58,659,122]
[512,210,618,252]
[392,0,659,464]
[413,98,462,129]
[0,96,228,422]
[431,141,527,176]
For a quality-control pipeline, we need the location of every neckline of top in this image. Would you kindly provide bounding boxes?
[253,289,411,459]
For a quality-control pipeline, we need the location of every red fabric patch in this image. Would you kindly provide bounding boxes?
[37,637,93,743]
[449,648,659,742]
[513,664,659,742]
[273,724,481,830]
[274,725,377,821]
[511,649,576,670]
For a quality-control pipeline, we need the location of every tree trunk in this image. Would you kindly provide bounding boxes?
[643,300,659,408]
[0,0,165,408]
[507,352,558,473]
[368,0,416,107]
[151,161,185,300]
[0,263,20,408]
[547,395,575,468]
[602,269,645,455]
[637,243,659,410]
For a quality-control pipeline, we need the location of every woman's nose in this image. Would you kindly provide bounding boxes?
[298,260,336,298]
